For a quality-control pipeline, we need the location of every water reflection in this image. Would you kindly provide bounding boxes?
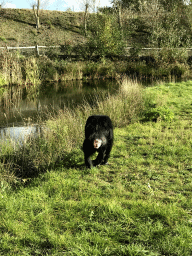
[0,126,40,145]
[0,79,118,142]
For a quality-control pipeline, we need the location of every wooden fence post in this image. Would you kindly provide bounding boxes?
[36,45,39,56]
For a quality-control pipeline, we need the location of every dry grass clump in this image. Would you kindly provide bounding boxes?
[46,109,85,153]
[0,52,41,89]
[96,77,144,126]
[0,51,23,85]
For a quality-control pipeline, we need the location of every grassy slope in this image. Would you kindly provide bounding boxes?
[0,8,84,47]
[1,81,192,255]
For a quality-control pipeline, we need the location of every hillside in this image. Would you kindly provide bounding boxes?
[0,8,85,47]
[0,7,192,83]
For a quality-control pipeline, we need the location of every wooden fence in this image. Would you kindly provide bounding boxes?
[0,45,60,56]
[0,45,192,57]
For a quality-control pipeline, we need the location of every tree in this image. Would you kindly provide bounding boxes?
[27,0,41,30]
[159,0,185,11]
[112,0,190,11]
[111,0,141,10]
[113,0,123,31]
[28,0,52,30]
[84,2,89,35]
[33,0,40,30]
[78,0,100,35]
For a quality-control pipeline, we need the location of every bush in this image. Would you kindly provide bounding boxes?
[187,56,192,67]
[155,48,188,64]
[38,57,58,80]
[84,14,125,59]
[170,64,187,78]
[143,106,174,122]
[73,41,96,60]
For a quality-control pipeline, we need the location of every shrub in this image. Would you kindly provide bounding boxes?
[23,57,41,99]
[143,106,174,122]
[170,64,187,78]
[155,48,188,64]
[83,14,125,59]
[1,51,23,85]
[60,42,73,56]
[38,57,57,80]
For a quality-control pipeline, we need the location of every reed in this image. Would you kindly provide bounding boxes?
[0,51,23,85]
[0,77,144,180]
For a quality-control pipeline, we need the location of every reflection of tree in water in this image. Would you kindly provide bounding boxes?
[0,79,118,127]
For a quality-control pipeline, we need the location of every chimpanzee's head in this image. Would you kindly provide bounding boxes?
[93,136,107,149]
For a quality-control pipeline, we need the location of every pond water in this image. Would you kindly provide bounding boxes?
[0,79,118,143]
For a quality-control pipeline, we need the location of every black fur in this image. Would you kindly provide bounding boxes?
[83,115,113,168]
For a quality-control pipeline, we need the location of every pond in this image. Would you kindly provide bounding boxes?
[0,79,118,143]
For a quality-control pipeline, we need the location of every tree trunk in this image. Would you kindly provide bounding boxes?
[33,0,40,30]
[84,3,89,36]
[118,1,122,29]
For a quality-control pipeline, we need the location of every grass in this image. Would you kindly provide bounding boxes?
[0,8,84,47]
[1,80,192,255]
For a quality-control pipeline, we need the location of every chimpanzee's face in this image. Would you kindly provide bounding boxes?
[93,139,102,149]
[93,136,107,149]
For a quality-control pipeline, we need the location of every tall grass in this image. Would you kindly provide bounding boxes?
[0,52,40,88]
[0,51,23,85]
[95,78,143,126]
[0,78,144,181]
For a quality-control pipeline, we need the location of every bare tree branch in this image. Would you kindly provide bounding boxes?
[0,1,9,7]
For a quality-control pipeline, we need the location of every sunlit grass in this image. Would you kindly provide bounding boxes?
[1,80,192,255]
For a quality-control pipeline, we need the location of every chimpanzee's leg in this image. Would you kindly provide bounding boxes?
[101,141,113,165]
[83,140,95,168]
[84,151,95,168]
[92,150,104,167]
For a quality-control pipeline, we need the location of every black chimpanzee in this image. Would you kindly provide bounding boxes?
[83,115,113,168]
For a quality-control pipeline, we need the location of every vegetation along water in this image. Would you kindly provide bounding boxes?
[1,1,192,255]
[1,78,192,255]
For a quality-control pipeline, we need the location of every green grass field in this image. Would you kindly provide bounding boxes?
[1,81,192,255]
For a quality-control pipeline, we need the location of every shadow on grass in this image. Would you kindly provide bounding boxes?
[1,147,85,187]
[54,150,85,171]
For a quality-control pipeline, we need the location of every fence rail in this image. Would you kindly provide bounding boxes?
[0,45,60,56]
[0,46,60,50]
[0,45,192,57]
[1,46,192,49]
